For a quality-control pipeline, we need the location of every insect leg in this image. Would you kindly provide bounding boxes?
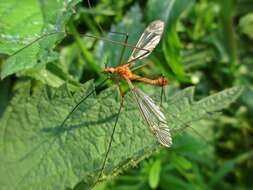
[109,31,129,65]
[87,0,130,65]
[59,78,108,128]
[160,86,164,107]
[87,0,104,34]
[99,31,130,67]
[160,76,167,107]
[169,112,210,144]
[8,31,64,57]
[126,49,150,68]
[131,62,150,71]
[94,94,124,184]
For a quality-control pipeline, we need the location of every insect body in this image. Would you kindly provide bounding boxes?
[103,20,172,148]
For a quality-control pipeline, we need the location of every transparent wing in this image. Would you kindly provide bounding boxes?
[128,20,165,65]
[130,86,172,147]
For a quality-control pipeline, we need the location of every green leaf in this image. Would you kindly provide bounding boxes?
[0,78,11,116]
[165,86,243,129]
[161,174,193,190]
[218,0,238,67]
[0,81,242,189]
[239,12,253,39]
[0,0,80,79]
[162,0,195,81]
[170,153,192,170]
[59,42,88,82]
[237,0,253,15]
[149,160,161,189]
[19,62,81,90]
[146,0,173,21]
[209,149,253,186]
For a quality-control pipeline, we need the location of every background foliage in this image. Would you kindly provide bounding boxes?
[0,0,252,189]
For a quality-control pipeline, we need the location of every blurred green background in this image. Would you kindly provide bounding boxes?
[0,0,252,189]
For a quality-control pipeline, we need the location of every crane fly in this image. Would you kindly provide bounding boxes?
[102,20,172,147]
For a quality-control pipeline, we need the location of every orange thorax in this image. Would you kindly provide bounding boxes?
[103,64,168,87]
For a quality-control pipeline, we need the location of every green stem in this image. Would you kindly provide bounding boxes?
[69,22,102,76]
[219,0,238,73]
[82,13,100,36]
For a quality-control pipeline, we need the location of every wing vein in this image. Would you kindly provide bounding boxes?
[127,80,172,147]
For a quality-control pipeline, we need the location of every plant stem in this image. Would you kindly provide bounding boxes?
[69,22,102,76]
[219,0,238,73]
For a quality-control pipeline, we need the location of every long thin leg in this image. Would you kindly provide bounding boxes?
[114,32,129,65]
[125,49,150,68]
[87,0,128,64]
[59,78,108,128]
[131,62,150,71]
[83,33,149,59]
[87,0,104,34]
[102,31,130,66]
[154,87,211,144]
[9,31,64,57]
[160,86,164,107]
[94,96,124,185]
[9,31,149,65]
[160,75,167,107]
[169,112,209,144]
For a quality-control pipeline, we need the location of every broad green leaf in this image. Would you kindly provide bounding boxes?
[0,0,80,78]
[165,86,243,128]
[0,80,243,190]
[239,12,253,39]
[149,159,161,189]
[170,153,192,170]
[19,62,81,90]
